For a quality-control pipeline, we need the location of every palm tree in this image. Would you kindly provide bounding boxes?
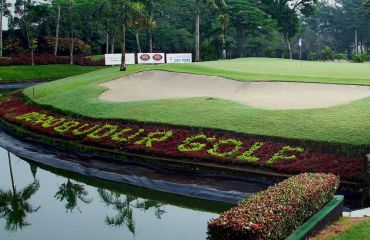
[194,0,225,61]
[98,189,166,237]
[219,13,229,59]
[145,0,156,53]
[54,179,92,213]
[0,152,40,231]
[99,189,136,236]
[130,2,146,53]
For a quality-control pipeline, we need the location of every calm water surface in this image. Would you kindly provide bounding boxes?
[0,147,231,240]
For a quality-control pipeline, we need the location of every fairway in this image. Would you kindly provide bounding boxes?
[23,58,370,146]
[0,64,103,82]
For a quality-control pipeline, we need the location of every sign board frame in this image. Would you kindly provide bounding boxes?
[105,54,135,65]
[166,53,192,64]
[138,53,165,64]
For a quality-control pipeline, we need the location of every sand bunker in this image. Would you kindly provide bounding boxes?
[99,70,370,110]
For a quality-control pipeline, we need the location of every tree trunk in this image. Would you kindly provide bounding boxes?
[195,0,200,61]
[149,30,153,53]
[120,23,126,71]
[69,3,74,65]
[106,33,109,54]
[135,33,142,53]
[54,5,61,56]
[0,0,3,58]
[70,38,74,65]
[8,151,16,194]
[31,48,35,66]
[111,36,115,53]
[284,32,292,59]
[221,30,225,59]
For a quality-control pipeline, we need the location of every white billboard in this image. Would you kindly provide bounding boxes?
[138,53,165,64]
[105,54,135,65]
[166,53,192,64]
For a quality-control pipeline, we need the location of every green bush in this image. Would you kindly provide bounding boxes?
[352,53,369,63]
[308,52,318,61]
[320,46,336,61]
[335,53,348,61]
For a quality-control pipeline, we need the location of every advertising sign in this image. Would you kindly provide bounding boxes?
[105,54,135,65]
[138,53,165,64]
[166,53,192,64]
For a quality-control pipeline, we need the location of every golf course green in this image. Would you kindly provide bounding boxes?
[22,58,370,146]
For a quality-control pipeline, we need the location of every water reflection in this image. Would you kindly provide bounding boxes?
[55,179,92,213]
[0,152,40,232]
[0,147,229,240]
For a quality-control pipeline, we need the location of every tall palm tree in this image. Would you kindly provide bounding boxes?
[111,0,146,71]
[0,152,40,231]
[54,179,92,213]
[130,2,146,53]
[194,0,225,61]
[219,13,229,59]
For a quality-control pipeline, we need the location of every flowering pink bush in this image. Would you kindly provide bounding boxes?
[207,173,340,240]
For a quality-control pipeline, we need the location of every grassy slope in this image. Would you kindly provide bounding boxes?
[0,65,103,82]
[327,218,370,240]
[157,58,370,85]
[23,59,370,145]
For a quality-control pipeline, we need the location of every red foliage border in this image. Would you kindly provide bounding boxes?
[0,97,366,182]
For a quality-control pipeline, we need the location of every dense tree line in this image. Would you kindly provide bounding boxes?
[0,0,369,68]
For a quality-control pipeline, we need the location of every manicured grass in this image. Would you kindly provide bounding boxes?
[326,218,370,240]
[23,59,370,145]
[0,64,104,82]
[157,58,370,85]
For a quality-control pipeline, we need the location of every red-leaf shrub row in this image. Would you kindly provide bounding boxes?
[207,173,340,240]
[0,98,366,181]
[0,53,104,67]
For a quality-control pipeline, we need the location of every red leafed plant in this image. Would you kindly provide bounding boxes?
[0,97,367,182]
[207,173,340,240]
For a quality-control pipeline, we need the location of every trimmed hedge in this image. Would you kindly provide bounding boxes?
[207,173,339,240]
[0,53,104,66]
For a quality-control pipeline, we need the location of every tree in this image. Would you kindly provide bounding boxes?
[0,0,11,58]
[130,2,147,53]
[194,0,225,61]
[111,0,146,71]
[219,13,229,59]
[0,152,40,231]
[12,0,46,65]
[227,0,276,58]
[261,0,318,59]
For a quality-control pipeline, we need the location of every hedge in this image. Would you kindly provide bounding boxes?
[207,173,339,240]
[0,53,104,66]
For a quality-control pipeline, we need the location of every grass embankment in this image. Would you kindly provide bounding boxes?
[312,217,370,240]
[0,64,103,82]
[23,58,370,146]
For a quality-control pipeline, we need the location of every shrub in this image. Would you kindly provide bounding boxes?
[320,46,335,61]
[308,52,318,61]
[0,53,104,66]
[335,53,348,61]
[207,173,339,240]
[352,53,369,63]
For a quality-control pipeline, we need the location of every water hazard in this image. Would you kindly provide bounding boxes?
[0,147,236,240]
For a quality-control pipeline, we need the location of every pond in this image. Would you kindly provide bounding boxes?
[0,147,233,240]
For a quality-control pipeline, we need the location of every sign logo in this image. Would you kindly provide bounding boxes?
[153,54,163,61]
[140,54,151,61]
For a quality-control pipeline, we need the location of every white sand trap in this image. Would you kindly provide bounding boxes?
[99,70,370,110]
